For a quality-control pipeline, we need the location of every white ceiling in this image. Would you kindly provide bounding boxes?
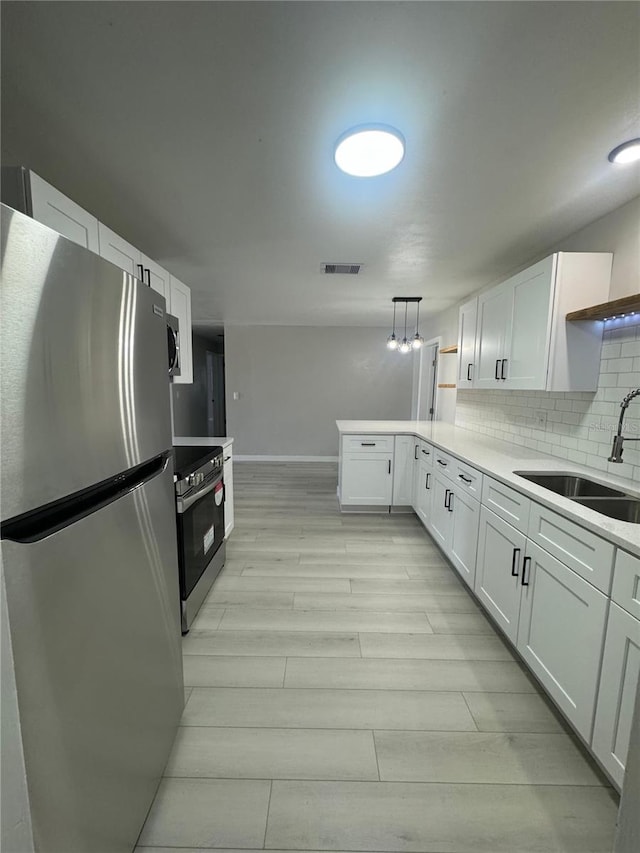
[2,1,639,328]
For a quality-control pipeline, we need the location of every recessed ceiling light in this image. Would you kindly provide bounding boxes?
[607,138,640,164]
[334,125,405,177]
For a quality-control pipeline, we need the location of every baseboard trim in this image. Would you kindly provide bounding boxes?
[234,455,339,462]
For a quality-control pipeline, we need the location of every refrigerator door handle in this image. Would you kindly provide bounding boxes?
[1,452,171,544]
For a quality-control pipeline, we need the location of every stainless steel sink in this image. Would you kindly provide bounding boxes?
[572,497,640,524]
[514,471,640,524]
[514,472,626,499]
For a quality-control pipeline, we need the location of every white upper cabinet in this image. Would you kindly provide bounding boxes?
[142,254,172,303]
[457,297,478,387]
[98,222,141,275]
[29,172,99,252]
[169,276,193,385]
[463,252,612,392]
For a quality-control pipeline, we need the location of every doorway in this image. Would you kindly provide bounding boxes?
[412,337,440,421]
[206,351,226,437]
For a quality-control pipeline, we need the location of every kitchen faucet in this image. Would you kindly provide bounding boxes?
[608,388,640,462]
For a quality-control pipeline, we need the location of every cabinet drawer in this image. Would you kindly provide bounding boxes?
[343,434,394,453]
[612,549,640,620]
[433,448,454,479]
[527,503,614,594]
[453,459,483,498]
[416,440,433,465]
[481,477,531,534]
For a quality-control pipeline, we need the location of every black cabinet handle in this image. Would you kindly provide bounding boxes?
[145,268,151,286]
[421,448,430,456]
[522,556,531,586]
[414,445,419,460]
[511,547,521,578]
[467,363,473,381]
[388,459,391,475]
[137,263,144,281]
[425,472,431,490]
[495,359,501,380]
[437,459,447,467]
[501,358,507,380]
[458,474,472,484]
[361,442,376,446]
[448,492,454,512]
[444,489,451,509]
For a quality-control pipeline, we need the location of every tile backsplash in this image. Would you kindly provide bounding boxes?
[456,318,640,484]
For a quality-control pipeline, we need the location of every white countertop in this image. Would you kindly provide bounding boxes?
[336,420,640,556]
[173,435,234,450]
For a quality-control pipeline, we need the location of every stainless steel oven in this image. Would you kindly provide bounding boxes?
[173,446,225,633]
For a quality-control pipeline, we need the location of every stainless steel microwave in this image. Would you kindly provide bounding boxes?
[166,313,181,378]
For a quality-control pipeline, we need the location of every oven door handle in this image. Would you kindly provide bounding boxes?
[176,475,223,514]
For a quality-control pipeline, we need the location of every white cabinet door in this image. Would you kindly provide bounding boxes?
[341,454,393,506]
[474,506,526,643]
[223,450,235,539]
[457,297,478,387]
[392,435,415,506]
[429,471,453,550]
[592,602,640,788]
[503,257,554,390]
[449,487,480,590]
[141,254,172,303]
[415,458,433,528]
[98,222,141,276]
[169,276,193,384]
[517,541,608,740]
[475,284,509,388]
[29,172,99,252]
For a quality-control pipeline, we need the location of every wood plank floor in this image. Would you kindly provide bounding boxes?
[137,462,618,853]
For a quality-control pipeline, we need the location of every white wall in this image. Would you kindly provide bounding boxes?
[225,326,413,457]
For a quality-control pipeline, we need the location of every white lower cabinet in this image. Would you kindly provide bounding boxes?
[392,435,415,507]
[429,471,452,549]
[448,487,480,589]
[341,452,393,506]
[591,602,640,788]
[414,458,433,528]
[223,449,235,538]
[516,541,608,741]
[475,507,526,643]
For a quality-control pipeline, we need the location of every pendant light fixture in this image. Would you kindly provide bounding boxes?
[387,297,423,354]
[386,301,398,349]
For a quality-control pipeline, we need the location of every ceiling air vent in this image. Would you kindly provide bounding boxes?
[322,263,362,275]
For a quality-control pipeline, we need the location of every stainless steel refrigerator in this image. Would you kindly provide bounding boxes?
[0,205,184,852]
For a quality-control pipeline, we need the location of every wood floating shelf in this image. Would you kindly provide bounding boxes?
[439,345,458,354]
[566,293,640,321]
[438,383,456,389]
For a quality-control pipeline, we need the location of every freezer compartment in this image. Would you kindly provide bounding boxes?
[1,463,183,853]
[1,205,172,521]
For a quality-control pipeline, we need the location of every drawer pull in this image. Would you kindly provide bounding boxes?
[361,442,376,446]
[437,459,447,467]
[511,547,521,578]
[458,474,472,484]
[414,445,419,460]
[522,556,531,587]
[421,448,430,456]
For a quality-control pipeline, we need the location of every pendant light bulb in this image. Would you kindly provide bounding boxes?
[412,334,424,350]
[399,338,411,354]
[387,334,398,350]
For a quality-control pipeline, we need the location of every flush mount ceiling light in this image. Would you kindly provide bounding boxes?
[387,297,423,354]
[607,138,640,164]
[335,125,405,177]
